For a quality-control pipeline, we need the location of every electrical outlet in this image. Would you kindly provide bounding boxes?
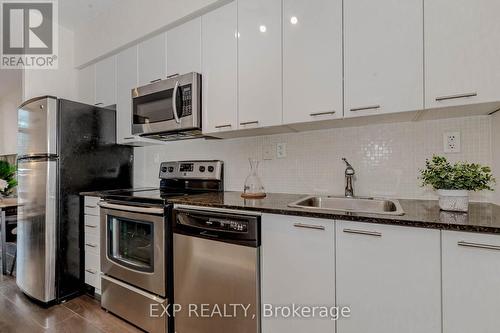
[262,144,274,160]
[277,143,287,159]
[444,132,461,153]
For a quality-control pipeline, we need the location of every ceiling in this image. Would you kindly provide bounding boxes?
[59,0,121,30]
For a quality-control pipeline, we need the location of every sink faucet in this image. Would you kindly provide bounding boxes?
[342,158,355,198]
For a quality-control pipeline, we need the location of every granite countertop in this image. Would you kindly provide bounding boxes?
[0,198,19,209]
[168,192,500,234]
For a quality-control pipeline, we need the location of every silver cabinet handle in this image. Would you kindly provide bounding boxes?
[98,201,164,215]
[436,92,477,102]
[150,78,162,83]
[293,223,326,231]
[167,73,179,79]
[85,243,97,248]
[84,224,97,228]
[240,120,259,126]
[85,269,97,275]
[457,241,500,251]
[123,137,135,140]
[343,228,382,237]
[350,105,381,112]
[85,205,97,209]
[172,80,181,124]
[310,111,336,117]
[94,103,104,106]
[215,124,232,129]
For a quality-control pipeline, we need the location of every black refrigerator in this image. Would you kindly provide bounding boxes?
[16,96,133,304]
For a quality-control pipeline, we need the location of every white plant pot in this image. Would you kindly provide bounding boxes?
[437,189,469,212]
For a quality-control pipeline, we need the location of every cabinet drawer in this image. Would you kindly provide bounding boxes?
[84,196,100,216]
[84,269,101,289]
[84,252,100,289]
[84,215,100,235]
[84,233,100,254]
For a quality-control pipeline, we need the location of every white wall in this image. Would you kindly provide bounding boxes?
[0,71,22,156]
[134,115,493,202]
[492,112,500,205]
[73,0,227,67]
[22,25,78,101]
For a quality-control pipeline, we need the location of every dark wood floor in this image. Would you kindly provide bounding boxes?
[0,273,143,333]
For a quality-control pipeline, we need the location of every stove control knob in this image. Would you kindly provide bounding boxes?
[199,166,206,172]
[168,167,175,173]
[207,166,215,172]
[161,167,168,173]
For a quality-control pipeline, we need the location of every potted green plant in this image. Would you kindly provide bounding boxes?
[420,156,495,212]
[0,160,17,199]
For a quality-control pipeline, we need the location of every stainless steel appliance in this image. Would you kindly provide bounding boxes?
[132,72,202,140]
[16,96,133,304]
[173,206,261,333]
[98,160,224,333]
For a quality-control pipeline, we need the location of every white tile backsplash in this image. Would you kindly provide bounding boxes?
[134,115,494,202]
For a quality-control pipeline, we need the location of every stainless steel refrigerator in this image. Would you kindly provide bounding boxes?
[16,96,133,304]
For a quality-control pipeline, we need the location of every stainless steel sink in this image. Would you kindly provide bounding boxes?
[288,196,405,216]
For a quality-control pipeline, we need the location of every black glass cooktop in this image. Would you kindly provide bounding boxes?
[101,188,191,205]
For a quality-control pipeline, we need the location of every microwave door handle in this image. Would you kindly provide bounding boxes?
[172,81,181,124]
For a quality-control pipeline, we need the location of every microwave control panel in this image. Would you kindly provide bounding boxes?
[181,85,192,116]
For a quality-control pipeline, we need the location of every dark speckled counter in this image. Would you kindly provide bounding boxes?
[168,192,500,234]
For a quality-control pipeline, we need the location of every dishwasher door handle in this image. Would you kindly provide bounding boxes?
[200,230,220,238]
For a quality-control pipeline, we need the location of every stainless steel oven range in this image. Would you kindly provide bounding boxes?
[98,160,224,333]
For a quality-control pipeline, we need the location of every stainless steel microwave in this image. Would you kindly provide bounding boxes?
[132,72,202,140]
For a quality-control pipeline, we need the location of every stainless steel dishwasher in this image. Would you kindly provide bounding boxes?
[173,206,261,333]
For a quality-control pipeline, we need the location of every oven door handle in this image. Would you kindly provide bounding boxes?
[98,202,164,215]
[172,80,181,124]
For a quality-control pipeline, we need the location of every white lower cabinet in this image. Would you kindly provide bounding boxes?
[442,231,500,333]
[335,221,441,333]
[261,214,335,333]
[84,196,101,294]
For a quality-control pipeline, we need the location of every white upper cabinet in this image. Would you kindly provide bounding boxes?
[238,0,282,129]
[167,18,202,76]
[426,0,500,109]
[116,46,138,144]
[261,214,335,333]
[442,231,500,333]
[201,2,238,134]
[283,0,343,124]
[344,0,423,117]
[77,65,95,105]
[94,56,117,107]
[138,33,167,86]
[336,221,441,333]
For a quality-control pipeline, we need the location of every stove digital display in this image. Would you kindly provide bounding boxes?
[179,163,194,172]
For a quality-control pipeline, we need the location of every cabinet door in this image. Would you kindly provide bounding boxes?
[283,0,343,124]
[201,2,238,134]
[138,33,167,86]
[425,0,500,109]
[238,0,282,129]
[77,65,95,105]
[167,18,202,76]
[336,221,441,333]
[261,214,335,333]
[116,46,138,144]
[95,56,116,107]
[344,0,423,117]
[442,231,500,333]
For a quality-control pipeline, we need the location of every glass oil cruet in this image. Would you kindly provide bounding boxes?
[241,158,267,199]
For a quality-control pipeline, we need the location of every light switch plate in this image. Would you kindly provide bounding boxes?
[263,144,274,160]
[277,143,287,159]
[444,132,461,153]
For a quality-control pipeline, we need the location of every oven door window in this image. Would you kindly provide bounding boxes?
[133,88,183,125]
[107,216,154,272]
